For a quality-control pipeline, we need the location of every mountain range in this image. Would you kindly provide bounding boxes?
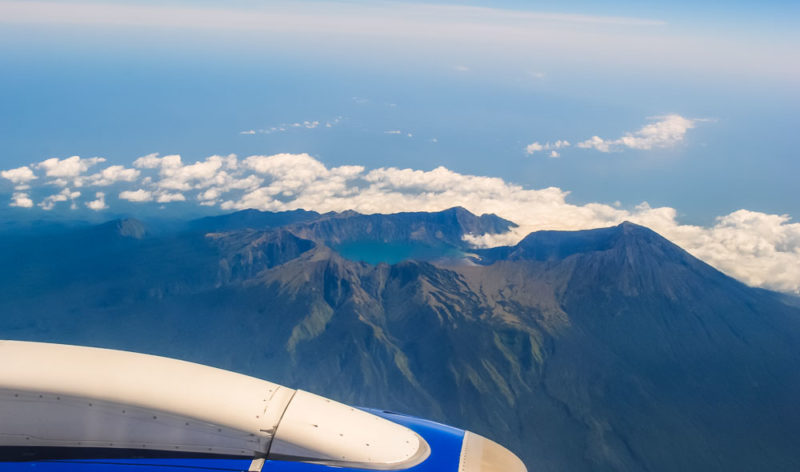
[1,207,799,471]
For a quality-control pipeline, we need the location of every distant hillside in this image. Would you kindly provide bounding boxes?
[188,209,321,232]
[1,210,799,472]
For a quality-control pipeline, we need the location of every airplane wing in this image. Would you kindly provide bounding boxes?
[0,341,526,472]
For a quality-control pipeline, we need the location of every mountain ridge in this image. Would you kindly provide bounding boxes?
[1,210,798,471]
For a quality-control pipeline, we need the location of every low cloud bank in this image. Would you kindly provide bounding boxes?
[2,153,799,294]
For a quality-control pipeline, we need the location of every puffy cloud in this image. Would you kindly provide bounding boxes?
[674,211,800,294]
[526,142,544,154]
[244,153,330,196]
[132,154,237,191]
[133,153,182,170]
[86,165,140,186]
[9,192,33,208]
[36,156,106,186]
[1,166,37,188]
[526,115,701,156]
[525,140,569,155]
[576,135,611,152]
[577,115,697,152]
[39,188,80,210]
[86,192,108,211]
[159,157,223,190]
[4,156,138,190]
[119,189,153,202]
[156,192,186,203]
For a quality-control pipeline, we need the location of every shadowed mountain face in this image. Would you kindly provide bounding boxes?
[1,209,799,472]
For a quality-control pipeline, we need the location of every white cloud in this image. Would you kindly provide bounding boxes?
[133,153,182,170]
[9,192,33,208]
[242,118,338,135]
[133,154,234,191]
[577,115,698,152]
[1,166,37,188]
[526,140,570,155]
[36,156,106,186]
[119,189,153,202]
[156,192,186,203]
[527,115,700,156]
[454,65,470,72]
[86,192,108,211]
[576,135,611,152]
[525,142,543,154]
[86,165,140,186]
[39,188,80,210]
[159,156,223,191]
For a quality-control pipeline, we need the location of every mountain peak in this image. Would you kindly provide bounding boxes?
[91,218,148,239]
[478,221,694,267]
[618,220,644,230]
[115,218,148,239]
[616,220,658,236]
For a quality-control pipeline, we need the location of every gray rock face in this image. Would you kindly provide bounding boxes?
[1,211,799,472]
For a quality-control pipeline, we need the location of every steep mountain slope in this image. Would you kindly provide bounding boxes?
[1,212,798,471]
[469,222,800,470]
[188,209,321,232]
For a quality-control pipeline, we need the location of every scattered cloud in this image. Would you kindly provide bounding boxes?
[240,117,341,136]
[85,165,140,186]
[453,65,470,72]
[385,130,413,138]
[1,166,37,189]
[156,192,186,203]
[39,188,80,210]
[577,115,698,152]
[526,115,702,157]
[525,140,570,156]
[35,156,106,186]
[3,152,799,293]
[9,192,33,208]
[119,189,153,202]
[86,192,108,211]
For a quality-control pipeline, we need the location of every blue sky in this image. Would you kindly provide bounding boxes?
[0,0,799,292]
